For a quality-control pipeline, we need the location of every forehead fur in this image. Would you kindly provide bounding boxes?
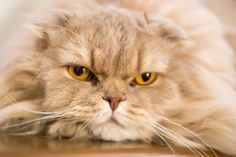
[37,5,177,79]
[74,7,147,77]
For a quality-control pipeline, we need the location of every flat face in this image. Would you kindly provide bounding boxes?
[33,6,179,143]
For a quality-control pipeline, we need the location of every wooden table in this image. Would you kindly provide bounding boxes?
[0,133,228,157]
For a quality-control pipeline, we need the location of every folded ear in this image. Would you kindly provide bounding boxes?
[145,14,188,40]
[25,10,76,51]
[159,22,188,40]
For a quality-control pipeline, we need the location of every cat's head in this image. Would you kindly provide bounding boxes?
[1,4,200,143]
[31,5,191,141]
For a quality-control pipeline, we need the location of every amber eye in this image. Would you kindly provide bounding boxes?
[134,72,157,86]
[68,65,94,81]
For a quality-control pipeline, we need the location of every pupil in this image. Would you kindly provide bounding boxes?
[142,73,151,81]
[74,66,85,76]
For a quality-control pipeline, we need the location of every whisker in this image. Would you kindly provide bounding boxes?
[75,120,93,137]
[13,105,62,115]
[9,118,55,133]
[113,112,181,156]
[159,115,217,157]
[4,92,53,115]
[146,125,178,156]
[132,112,207,156]
[2,113,64,130]
[152,122,208,157]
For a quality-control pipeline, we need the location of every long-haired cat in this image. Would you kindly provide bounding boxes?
[0,0,236,156]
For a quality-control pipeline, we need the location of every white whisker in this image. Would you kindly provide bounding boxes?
[153,122,208,157]
[159,115,217,157]
[2,113,64,130]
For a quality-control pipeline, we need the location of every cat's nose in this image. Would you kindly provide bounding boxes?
[103,96,124,111]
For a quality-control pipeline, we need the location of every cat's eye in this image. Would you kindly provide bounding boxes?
[134,72,157,86]
[68,65,94,81]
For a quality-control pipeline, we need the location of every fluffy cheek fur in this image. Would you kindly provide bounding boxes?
[41,67,155,141]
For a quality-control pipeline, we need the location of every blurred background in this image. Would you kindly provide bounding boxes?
[0,0,38,69]
[0,0,54,69]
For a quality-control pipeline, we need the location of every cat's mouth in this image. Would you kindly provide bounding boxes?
[102,112,126,128]
[109,116,125,128]
[91,112,144,142]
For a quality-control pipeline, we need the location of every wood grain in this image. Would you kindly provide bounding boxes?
[0,134,228,157]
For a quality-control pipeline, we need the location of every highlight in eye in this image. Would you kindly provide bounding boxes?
[134,72,157,86]
[68,65,94,81]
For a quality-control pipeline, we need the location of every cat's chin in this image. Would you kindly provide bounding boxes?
[90,120,146,142]
[87,104,151,142]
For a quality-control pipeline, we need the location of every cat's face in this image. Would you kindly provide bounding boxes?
[30,6,185,141]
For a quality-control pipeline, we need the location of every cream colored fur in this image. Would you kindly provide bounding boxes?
[0,0,236,156]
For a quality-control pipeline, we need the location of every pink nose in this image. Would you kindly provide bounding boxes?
[103,96,123,111]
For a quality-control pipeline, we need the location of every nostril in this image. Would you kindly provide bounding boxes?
[102,96,108,101]
[121,97,127,102]
[102,96,111,103]
[107,98,111,104]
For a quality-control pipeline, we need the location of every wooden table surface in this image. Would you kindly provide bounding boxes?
[0,133,228,157]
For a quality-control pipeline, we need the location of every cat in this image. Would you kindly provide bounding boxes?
[0,0,236,156]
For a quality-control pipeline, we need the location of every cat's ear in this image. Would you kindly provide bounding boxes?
[25,24,69,50]
[25,10,75,51]
[158,22,188,40]
[145,14,188,40]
